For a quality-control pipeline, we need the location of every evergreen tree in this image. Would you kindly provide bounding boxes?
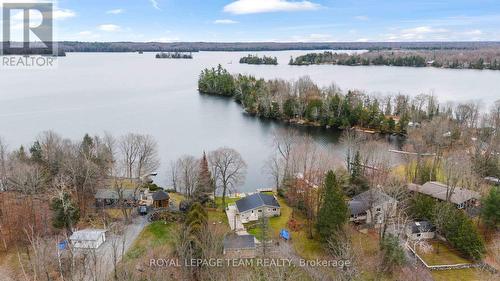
[316,171,348,242]
[380,234,406,272]
[50,192,80,234]
[481,187,500,230]
[195,152,214,203]
[29,141,43,163]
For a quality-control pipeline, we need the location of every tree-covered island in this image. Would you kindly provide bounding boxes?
[239,54,278,65]
[289,50,500,70]
[155,52,193,59]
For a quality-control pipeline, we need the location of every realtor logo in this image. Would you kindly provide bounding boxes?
[1,2,54,55]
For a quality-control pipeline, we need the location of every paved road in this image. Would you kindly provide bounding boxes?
[226,205,245,231]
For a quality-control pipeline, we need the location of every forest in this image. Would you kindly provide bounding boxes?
[56,41,500,52]
[239,54,278,65]
[198,65,448,134]
[289,49,500,70]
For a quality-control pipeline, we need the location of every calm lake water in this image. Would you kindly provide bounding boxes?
[1,51,499,191]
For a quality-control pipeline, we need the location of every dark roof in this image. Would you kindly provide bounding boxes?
[95,189,137,200]
[152,190,169,201]
[409,221,436,234]
[223,234,255,250]
[348,189,396,215]
[235,193,280,213]
[348,200,369,215]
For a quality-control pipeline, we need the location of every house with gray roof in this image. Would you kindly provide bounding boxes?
[408,181,480,209]
[235,193,280,223]
[406,221,436,240]
[95,189,138,207]
[223,234,256,258]
[348,189,397,225]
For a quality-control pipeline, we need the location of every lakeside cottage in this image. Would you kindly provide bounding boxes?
[235,193,280,223]
[406,221,436,240]
[348,189,398,225]
[223,234,256,258]
[408,181,480,209]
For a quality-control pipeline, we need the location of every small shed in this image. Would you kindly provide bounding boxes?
[223,234,256,259]
[152,190,170,208]
[70,229,106,249]
[406,221,436,240]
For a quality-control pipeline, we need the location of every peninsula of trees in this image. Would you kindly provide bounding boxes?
[239,54,278,65]
[198,65,447,134]
[289,50,500,70]
[155,52,193,59]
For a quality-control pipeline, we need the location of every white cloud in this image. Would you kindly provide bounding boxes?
[107,9,124,15]
[98,24,121,32]
[11,8,75,21]
[385,26,449,41]
[214,19,239,24]
[149,0,160,10]
[224,0,320,15]
[354,15,369,21]
[53,8,76,20]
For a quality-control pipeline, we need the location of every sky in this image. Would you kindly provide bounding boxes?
[2,0,500,42]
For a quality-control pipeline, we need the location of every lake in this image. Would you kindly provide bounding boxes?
[1,51,499,192]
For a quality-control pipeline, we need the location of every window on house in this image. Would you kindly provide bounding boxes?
[376,207,381,212]
[417,234,421,237]
[258,210,262,212]
[273,208,276,211]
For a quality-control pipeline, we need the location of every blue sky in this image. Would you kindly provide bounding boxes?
[3,0,500,42]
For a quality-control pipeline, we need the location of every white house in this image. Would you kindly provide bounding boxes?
[348,189,398,225]
[406,221,436,240]
[70,229,107,249]
[235,193,280,223]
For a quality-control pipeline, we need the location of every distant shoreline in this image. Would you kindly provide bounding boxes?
[11,41,500,53]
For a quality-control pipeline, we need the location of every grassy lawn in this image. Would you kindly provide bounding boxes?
[215,196,240,209]
[126,221,177,260]
[416,240,471,266]
[431,269,484,281]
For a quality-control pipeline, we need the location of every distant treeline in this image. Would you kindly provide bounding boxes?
[155,52,193,59]
[25,41,500,53]
[290,50,500,70]
[239,54,278,65]
[198,65,445,134]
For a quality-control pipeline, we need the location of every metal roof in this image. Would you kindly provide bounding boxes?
[70,229,106,241]
[235,193,280,213]
[95,189,137,200]
[408,221,435,234]
[223,234,255,250]
[408,182,480,205]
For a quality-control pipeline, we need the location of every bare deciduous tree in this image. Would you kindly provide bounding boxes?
[209,147,246,208]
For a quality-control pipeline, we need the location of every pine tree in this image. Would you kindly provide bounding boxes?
[50,192,80,234]
[29,141,43,163]
[195,152,213,198]
[316,171,348,242]
[481,187,500,230]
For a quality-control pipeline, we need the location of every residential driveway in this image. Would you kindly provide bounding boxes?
[226,205,245,231]
[81,215,149,281]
